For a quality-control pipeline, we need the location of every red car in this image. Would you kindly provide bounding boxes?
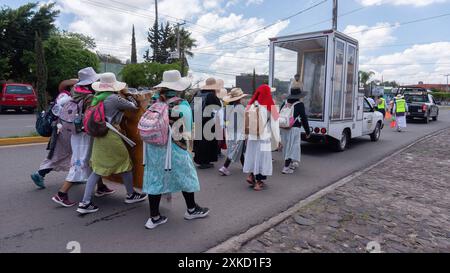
[0,83,37,113]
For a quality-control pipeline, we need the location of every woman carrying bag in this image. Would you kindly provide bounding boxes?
[141,70,209,230]
[243,84,281,191]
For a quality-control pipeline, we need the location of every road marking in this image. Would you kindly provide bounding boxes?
[206,126,450,253]
[0,142,46,149]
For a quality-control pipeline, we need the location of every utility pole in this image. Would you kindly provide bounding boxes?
[176,21,186,75]
[332,0,338,31]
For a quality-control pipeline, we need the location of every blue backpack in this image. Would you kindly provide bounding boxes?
[35,103,58,137]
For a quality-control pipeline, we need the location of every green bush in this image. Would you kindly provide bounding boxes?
[120,62,181,88]
[432,92,450,101]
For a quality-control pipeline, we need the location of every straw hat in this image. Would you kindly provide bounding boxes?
[92,72,126,92]
[76,67,99,86]
[201,77,222,91]
[223,88,248,103]
[154,70,191,91]
[58,79,78,93]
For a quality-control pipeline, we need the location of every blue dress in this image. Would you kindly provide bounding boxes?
[142,100,200,195]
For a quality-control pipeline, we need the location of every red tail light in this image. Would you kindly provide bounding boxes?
[314,127,320,134]
[321,128,327,134]
[422,104,427,112]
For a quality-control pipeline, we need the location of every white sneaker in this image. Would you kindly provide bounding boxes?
[145,216,168,229]
[219,166,231,176]
[282,167,294,174]
[289,162,299,170]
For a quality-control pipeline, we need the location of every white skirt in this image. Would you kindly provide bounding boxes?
[397,115,407,129]
[280,127,301,162]
[65,133,93,183]
[243,139,273,176]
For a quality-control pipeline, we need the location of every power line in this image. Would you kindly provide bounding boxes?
[195,0,329,50]
[346,12,450,35]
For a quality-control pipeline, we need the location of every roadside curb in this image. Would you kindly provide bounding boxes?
[0,136,48,146]
[206,126,450,253]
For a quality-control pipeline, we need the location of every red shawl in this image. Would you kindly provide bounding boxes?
[247,84,279,120]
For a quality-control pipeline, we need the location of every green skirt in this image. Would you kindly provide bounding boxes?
[90,130,133,176]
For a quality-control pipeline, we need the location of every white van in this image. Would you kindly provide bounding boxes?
[269,29,384,151]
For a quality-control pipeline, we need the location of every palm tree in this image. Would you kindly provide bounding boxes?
[359,70,374,89]
[169,27,197,75]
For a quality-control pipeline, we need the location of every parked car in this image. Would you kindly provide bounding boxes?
[405,92,439,123]
[0,83,37,113]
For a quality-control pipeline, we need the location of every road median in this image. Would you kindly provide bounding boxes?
[0,136,49,146]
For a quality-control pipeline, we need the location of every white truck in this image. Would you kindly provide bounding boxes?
[269,29,384,151]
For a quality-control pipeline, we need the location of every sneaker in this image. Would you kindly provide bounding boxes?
[219,166,231,176]
[184,205,210,220]
[289,162,299,170]
[282,167,294,174]
[145,216,168,229]
[95,185,116,197]
[31,172,45,189]
[125,192,148,204]
[76,202,99,214]
[52,194,76,208]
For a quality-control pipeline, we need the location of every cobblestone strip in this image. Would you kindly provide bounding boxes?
[216,128,450,253]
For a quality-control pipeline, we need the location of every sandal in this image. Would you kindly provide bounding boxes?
[246,175,256,185]
[253,181,264,191]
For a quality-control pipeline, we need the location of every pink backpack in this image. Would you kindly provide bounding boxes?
[83,101,108,137]
[138,101,170,145]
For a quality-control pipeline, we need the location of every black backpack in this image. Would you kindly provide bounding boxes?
[35,103,57,137]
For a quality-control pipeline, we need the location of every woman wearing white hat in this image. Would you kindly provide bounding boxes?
[142,70,209,229]
[77,72,147,214]
[392,94,408,132]
[52,67,114,207]
[218,88,248,176]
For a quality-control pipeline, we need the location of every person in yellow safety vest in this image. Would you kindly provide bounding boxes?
[376,96,386,118]
[393,94,408,132]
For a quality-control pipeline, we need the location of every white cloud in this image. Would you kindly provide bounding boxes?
[357,0,448,7]
[343,22,398,56]
[360,42,450,84]
[246,0,264,6]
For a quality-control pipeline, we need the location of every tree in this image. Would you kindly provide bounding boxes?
[147,19,161,62]
[359,70,374,89]
[44,32,100,97]
[97,53,122,64]
[131,25,137,64]
[0,3,59,82]
[121,62,181,88]
[35,32,48,112]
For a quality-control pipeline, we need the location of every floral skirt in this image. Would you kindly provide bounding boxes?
[142,143,200,195]
[65,133,93,183]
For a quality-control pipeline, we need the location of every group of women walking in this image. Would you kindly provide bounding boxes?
[30,68,310,230]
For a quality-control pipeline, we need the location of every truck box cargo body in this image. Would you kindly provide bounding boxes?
[269,30,383,151]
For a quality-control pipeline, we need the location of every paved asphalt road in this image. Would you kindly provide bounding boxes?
[0,112,36,138]
[1,109,449,253]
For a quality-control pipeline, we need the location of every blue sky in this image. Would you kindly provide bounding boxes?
[2,0,450,85]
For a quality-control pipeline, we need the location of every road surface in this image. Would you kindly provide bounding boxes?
[0,113,36,138]
[1,109,449,252]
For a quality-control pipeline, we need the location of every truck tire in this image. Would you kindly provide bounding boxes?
[331,130,349,152]
[370,122,381,142]
[432,114,438,121]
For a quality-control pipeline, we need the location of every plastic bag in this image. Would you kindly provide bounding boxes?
[390,120,397,128]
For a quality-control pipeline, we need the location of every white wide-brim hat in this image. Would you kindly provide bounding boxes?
[76,67,99,86]
[92,72,126,92]
[155,70,191,91]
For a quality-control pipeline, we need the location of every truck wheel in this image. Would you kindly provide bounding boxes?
[432,115,438,121]
[331,130,349,152]
[370,122,381,142]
